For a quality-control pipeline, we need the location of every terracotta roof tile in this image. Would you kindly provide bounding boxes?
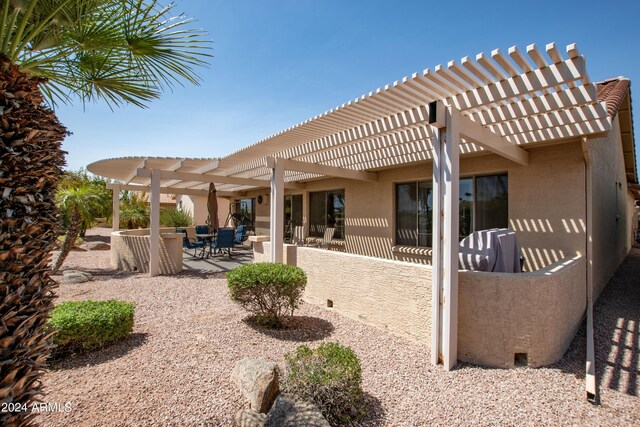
[596,77,630,118]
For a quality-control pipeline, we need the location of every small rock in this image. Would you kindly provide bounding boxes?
[231,358,280,413]
[235,409,267,427]
[81,241,111,251]
[60,270,93,284]
[265,394,330,427]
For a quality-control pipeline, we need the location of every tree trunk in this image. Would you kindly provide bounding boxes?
[51,209,82,274]
[0,54,66,426]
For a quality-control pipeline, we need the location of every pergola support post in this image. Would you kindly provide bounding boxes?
[430,103,460,371]
[112,184,120,231]
[149,169,161,276]
[267,157,284,263]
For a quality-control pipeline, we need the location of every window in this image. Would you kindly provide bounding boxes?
[395,174,508,247]
[309,190,345,239]
[284,194,303,241]
[232,198,255,232]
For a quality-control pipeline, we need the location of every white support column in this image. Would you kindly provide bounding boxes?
[442,106,460,371]
[149,169,161,276]
[112,184,120,232]
[430,103,460,371]
[267,157,285,263]
[431,124,443,366]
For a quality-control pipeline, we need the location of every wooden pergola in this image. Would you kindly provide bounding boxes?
[88,42,611,386]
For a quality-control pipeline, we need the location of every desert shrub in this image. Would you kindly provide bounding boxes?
[160,207,193,227]
[48,300,135,354]
[226,263,307,327]
[282,342,364,425]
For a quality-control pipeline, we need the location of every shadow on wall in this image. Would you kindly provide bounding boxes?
[117,235,178,274]
[510,217,585,271]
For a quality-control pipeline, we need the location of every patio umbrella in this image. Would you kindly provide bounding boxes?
[206,183,219,232]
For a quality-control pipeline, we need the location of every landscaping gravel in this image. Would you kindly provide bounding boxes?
[39,233,639,426]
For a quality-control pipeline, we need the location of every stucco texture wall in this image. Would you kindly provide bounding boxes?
[587,116,636,299]
[111,228,183,274]
[458,256,586,367]
[255,242,587,367]
[243,142,587,272]
[255,241,431,343]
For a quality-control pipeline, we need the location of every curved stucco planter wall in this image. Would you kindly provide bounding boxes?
[254,242,586,368]
[111,227,186,274]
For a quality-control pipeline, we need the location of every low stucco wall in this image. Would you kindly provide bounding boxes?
[255,242,587,368]
[111,228,183,274]
[458,255,586,367]
[254,242,431,342]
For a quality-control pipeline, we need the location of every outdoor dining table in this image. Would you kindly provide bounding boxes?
[195,233,216,258]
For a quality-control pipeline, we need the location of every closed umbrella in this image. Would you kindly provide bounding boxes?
[206,183,219,233]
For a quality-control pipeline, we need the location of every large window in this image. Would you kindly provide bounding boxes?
[396,174,508,247]
[309,190,345,239]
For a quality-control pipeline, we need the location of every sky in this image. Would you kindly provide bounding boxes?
[56,0,640,173]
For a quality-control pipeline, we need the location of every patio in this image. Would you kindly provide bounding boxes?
[182,246,254,273]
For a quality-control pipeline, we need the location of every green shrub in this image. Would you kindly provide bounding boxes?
[160,207,193,227]
[227,263,307,327]
[282,342,364,425]
[48,300,135,353]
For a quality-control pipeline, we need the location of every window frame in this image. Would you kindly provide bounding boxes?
[394,173,508,247]
[308,188,345,240]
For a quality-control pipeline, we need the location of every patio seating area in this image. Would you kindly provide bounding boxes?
[182,245,253,273]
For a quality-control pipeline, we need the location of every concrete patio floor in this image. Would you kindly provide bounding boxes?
[181,245,254,272]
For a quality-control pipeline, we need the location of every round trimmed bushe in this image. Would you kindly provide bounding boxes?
[48,300,135,353]
[226,262,307,327]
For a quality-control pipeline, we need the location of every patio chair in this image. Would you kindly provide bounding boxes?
[195,225,209,242]
[181,235,205,257]
[307,227,335,249]
[211,227,235,257]
[291,225,305,246]
[234,224,247,246]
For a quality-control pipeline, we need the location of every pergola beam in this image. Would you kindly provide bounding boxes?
[106,183,237,197]
[277,158,378,181]
[136,169,305,190]
[459,113,529,165]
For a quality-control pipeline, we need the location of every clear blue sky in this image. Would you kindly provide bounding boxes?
[57,0,640,174]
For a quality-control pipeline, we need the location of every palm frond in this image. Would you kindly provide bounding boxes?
[1,0,211,108]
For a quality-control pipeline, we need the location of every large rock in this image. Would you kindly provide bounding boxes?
[234,394,329,427]
[81,241,110,251]
[60,270,93,284]
[235,409,268,427]
[231,358,280,413]
[265,394,330,427]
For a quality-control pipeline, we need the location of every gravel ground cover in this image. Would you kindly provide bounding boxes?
[39,231,639,426]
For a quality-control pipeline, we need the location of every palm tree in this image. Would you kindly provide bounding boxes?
[52,184,104,273]
[0,1,209,424]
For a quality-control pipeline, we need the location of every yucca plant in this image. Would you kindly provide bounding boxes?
[0,1,209,425]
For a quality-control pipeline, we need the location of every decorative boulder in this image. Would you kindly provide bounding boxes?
[60,270,93,284]
[234,409,268,427]
[231,358,280,413]
[81,241,111,251]
[265,394,330,427]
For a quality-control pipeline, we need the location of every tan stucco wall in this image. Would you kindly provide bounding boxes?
[255,242,587,367]
[244,142,587,271]
[111,228,183,274]
[178,195,230,227]
[458,255,586,367]
[254,242,431,343]
[587,116,635,299]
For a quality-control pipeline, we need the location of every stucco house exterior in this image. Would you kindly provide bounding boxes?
[88,43,637,396]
